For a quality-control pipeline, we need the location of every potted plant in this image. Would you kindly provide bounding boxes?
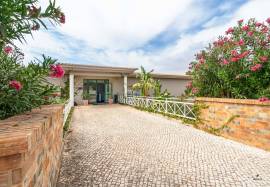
[82,92,89,105]
[108,96,113,104]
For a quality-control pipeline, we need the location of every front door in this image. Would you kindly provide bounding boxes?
[96,83,105,103]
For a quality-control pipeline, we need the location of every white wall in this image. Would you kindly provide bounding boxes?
[127,77,188,97]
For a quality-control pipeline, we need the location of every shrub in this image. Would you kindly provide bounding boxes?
[0,0,65,119]
[186,18,270,101]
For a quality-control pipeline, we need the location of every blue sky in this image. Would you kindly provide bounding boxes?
[19,0,270,74]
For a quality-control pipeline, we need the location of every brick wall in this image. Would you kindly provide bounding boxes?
[196,97,270,151]
[0,105,64,187]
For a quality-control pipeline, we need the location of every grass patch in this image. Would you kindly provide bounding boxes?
[63,107,74,137]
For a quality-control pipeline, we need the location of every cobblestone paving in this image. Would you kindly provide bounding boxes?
[57,105,270,187]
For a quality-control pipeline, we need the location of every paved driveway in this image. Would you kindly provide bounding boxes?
[57,105,270,187]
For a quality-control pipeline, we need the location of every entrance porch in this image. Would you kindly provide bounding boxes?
[63,64,137,106]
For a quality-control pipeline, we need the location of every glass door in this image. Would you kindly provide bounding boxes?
[83,79,110,103]
[105,82,112,102]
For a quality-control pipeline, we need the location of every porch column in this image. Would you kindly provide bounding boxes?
[69,73,74,106]
[124,74,128,97]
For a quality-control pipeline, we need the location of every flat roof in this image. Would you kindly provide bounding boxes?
[129,73,191,80]
[62,63,137,74]
[62,63,191,80]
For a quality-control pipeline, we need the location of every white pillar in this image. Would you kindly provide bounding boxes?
[124,74,128,97]
[69,74,74,106]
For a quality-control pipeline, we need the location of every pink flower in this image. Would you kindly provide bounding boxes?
[222,59,229,65]
[238,19,244,24]
[255,22,262,27]
[250,64,262,72]
[266,17,270,24]
[4,46,12,54]
[226,27,234,34]
[230,57,239,62]
[231,50,238,56]
[259,56,268,62]
[238,51,250,59]
[59,13,65,24]
[217,39,224,46]
[247,31,253,36]
[237,39,244,46]
[9,80,22,91]
[259,97,270,102]
[192,87,199,94]
[242,25,249,31]
[261,26,268,33]
[199,58,205,64]
[186,81,193,88]
[50,64,65,78]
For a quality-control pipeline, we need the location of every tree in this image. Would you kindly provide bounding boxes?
[186,18,270,101]
[132,66,155,96]
[0,0,65,119]
[153,80,162,97]
[0,0,65,49]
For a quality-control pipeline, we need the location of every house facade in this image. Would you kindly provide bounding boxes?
[50,63,191,105]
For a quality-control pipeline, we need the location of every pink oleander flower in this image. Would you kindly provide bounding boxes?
[238,51,250,59]
[266,17,270,24]
[9,80,22,91]
[186,81,192,88]
[237,39,244,46]
[59,13,65,24]
[250,64,262,72]
[242,25,249,31]
[238,19,244,24]
[199,57,205,64]
[4,46,12,54]
[259,97,270,102]
[255,22,262,27]
[247,31,253,36]
[226,27,234,34]
[230,57,239,62]
[50,64,65,78]
[222,59,229,65]
[261,26,268,33]
[192,87,199,94]
[231,50,238,56]
[259,56,268,62]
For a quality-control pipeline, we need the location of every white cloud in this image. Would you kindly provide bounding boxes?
[58,0,195,50]
[19,0,270,73]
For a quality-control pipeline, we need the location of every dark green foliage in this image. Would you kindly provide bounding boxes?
[187,18,270,99]
[0,0,65,119]
[0,0,64,48]
[0,53,59,119]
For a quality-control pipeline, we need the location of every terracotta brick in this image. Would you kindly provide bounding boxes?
[12,169,22,185]
[0,171,10,187]
[197,97,270,151]
[0,104,64,187]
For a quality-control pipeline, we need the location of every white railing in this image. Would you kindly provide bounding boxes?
[119,96,196,120]
[63,99,73,125]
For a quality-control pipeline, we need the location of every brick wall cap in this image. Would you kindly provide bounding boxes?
[0,104,64,157]
[196,97,270,106]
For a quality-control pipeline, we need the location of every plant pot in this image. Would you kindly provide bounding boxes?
[108,98,113,104]
[82,100,88,105]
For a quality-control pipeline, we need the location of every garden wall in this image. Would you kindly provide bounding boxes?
[0,105,64,187]
[196,97,270,151]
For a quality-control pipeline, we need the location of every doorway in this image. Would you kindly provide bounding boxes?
[83,79,112,104]
[96,83,105,103]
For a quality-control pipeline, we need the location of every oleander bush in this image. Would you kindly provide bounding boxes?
[186,18,270,101]
[0,0,65,119]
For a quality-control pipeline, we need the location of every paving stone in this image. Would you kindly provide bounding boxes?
[57,105,270,187]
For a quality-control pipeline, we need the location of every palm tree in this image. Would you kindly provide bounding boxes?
[132,66,154,96]
[154,80,162,97]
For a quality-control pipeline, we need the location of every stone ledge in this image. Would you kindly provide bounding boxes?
[196,97,270,106]
[0,104,63,157]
